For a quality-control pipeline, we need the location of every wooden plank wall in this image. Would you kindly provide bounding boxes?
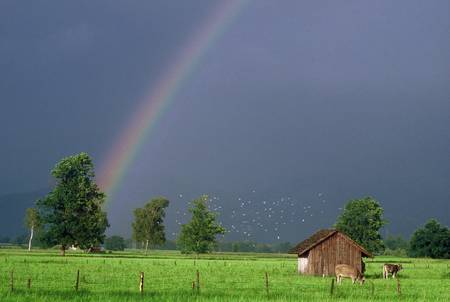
[306,233,362,276]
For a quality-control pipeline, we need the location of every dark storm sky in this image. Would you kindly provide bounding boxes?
[1,0,449,242]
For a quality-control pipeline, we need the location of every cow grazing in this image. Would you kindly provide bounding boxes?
[383,263,403,279]
[335,264,365,285]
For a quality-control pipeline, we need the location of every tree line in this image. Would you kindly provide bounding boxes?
[101,238,294,253]
[334,197,450,258]
[16,152,450,259]
[23,153,225,255]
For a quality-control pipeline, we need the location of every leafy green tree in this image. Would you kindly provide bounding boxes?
[24,207,41,251]
[334,196,387,254]
[409,219,450,259]
[178,195,225,254]
[37,153,109,256]
[104,235,126,251]
[383,234,409,256]
[132,207,146,249]
[384,234,409,250]
[132,208,145,249]
[132,197,169,253]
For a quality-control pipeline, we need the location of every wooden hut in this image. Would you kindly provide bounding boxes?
[289,229,372,276]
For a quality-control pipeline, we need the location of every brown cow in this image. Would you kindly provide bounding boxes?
[335,264,365,285]
[383,263,402,279]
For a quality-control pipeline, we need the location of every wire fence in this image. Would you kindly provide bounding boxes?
[0,255,448,298]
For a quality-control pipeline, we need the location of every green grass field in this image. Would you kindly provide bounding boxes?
[0,249,449,301]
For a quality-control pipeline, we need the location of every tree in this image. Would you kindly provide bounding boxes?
[132,208,146,249]
[132,197,169,253]
[24,207,41,251]
[273,242,293,253]
[383,234,409,257]
[104,235,126,251]
[409,219,450,259]
[37,153,109,256]
[334,196,387,254]
[177,195,225,254]
[384,234,409,250]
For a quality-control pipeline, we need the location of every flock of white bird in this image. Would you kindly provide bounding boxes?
[169,190,340,242]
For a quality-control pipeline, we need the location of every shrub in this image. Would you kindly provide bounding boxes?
[104,235,126,251]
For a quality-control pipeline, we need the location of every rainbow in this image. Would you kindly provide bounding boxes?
[97,0,249,201]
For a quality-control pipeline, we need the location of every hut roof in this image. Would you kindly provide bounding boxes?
[289,229,372,258]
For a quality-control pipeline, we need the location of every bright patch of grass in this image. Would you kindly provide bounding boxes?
[0,249,449,301]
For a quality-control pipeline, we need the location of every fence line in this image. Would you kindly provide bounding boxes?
[2,256,448,298]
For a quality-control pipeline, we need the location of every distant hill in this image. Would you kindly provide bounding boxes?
[0,189,49,237]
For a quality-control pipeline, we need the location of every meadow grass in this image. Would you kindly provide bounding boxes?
[0,249,449,301]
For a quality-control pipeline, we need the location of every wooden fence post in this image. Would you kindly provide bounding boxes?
[27,278,32,289]
[265,272,269,296]
[196,270,200,293]
[396,278,401,296]
[75,270,80,291]
[139,272,144,294]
